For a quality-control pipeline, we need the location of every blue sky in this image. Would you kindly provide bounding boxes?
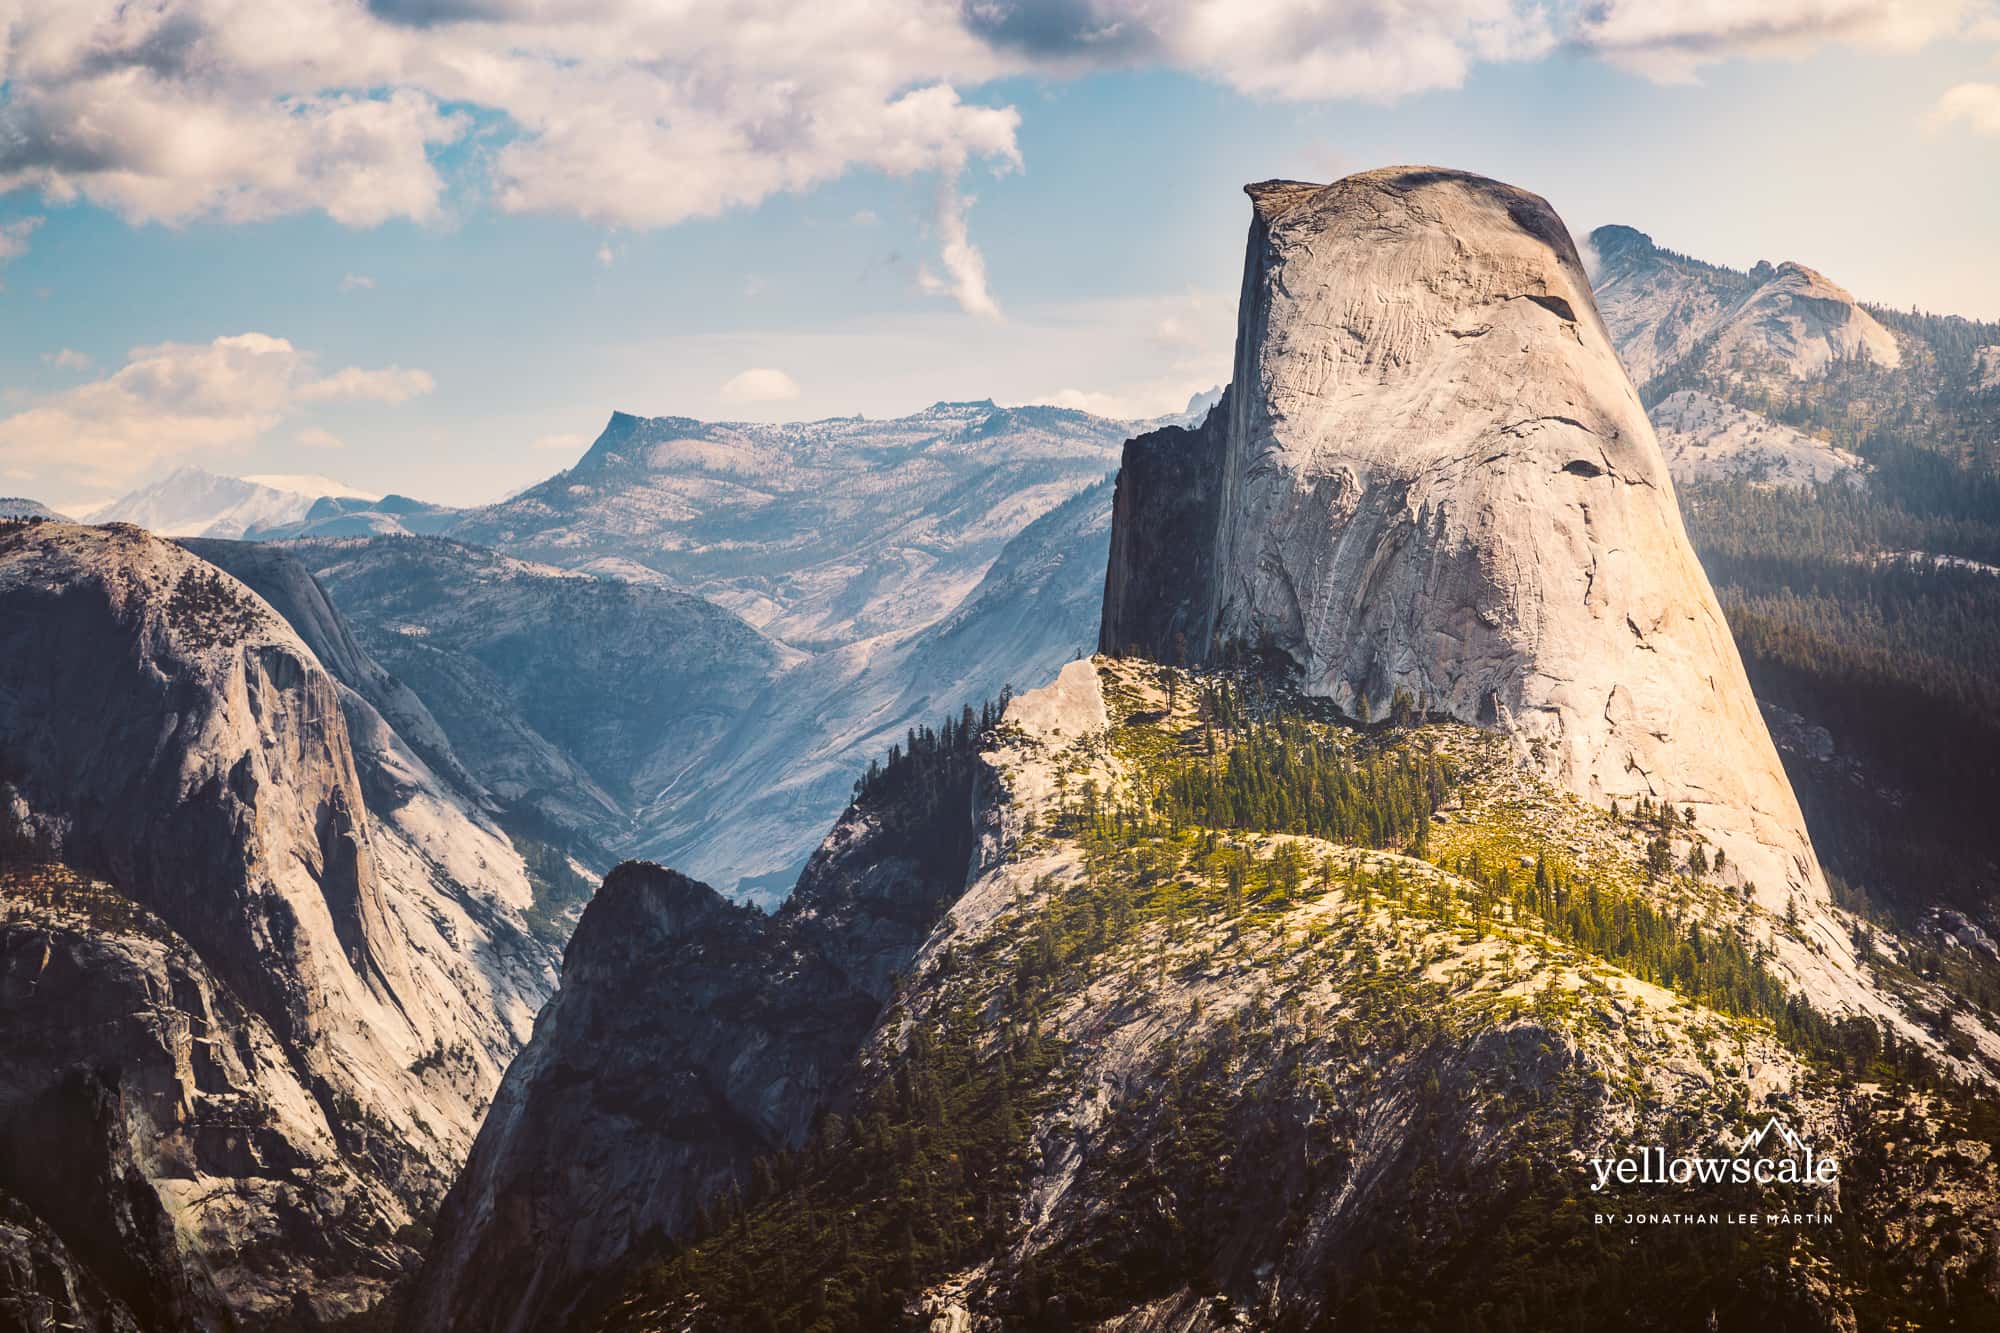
[1,1,1996,509]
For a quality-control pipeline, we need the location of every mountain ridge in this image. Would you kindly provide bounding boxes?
[0,520,555,1325]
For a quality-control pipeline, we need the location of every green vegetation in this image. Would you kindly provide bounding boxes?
[597,963,1060,1332]
[0,862,170,938]
[509,825,601,949]
[1140,680,1453,853]
[1679,476,2000,932]
[166,565,265,649]
[1654,294,2000,934]
[852,696,1006,880]
[591,665,2000,1332]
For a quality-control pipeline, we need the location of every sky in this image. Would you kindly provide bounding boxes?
[0,0,1997,511]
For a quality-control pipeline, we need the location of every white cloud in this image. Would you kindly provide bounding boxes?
[719,367,802,403]
[0,333,433,489]
[1029,386,1161,418]
[532,430,589,452]
[1576,0,1984,81]
[0,0,1989,320]
[0,217,43,265]
[0,0,1021,251]
[295,426,345,449]
[918,181,1000,318]
[297,365,436,404]
[1160,0,1553,101]
[850,208,880,225]
[341,273,377,291]
[595,241,617,267]
[43,347,92,371]
[1929,82,2000,135]
[1574,0,1981,81]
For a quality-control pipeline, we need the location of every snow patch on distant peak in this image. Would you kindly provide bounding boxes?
[88,466,381,538]
[243,473,381,502]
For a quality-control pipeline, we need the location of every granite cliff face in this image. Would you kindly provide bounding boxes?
[0,867,409,1329]
[0,521,554,1325]
[1098,402,1226,664]
[1103,170,1829,949]
[405,734,985,1332]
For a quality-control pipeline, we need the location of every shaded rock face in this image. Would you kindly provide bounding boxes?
[286,535,795,861]
[1097,403,1225,664]
[0,522,554,1325]
[1102,169,1826,928]
[0,868,409,1329]
[0,1189,142,1333]
[407,783,976,1333]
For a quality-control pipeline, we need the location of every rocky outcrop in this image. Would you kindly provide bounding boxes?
[1097,403,1225,663]
[0,866,408,1328]
[406,752,982,1332]
[0,523,412,1051]
[585,658,2000,1331]
[1590,224,1901,393]
[1104,170,1826,929]
[1648,389,1863,489]
[0,522,554,1325]
[1977,346,2000,391]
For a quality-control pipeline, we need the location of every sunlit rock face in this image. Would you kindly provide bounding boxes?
[1107,167,1828,930]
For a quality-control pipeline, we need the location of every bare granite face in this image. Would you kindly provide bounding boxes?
[1101,169,1889,1012]
[0,522,554,1325]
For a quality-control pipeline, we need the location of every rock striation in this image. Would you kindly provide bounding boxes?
[0,521,554,1325]
[1099,170,1944,1030]
[1103,169,1827,935]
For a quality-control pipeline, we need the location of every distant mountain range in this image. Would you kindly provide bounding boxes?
[26,278,2000,917]
[23,402,1166,900]
[81,467,381,538]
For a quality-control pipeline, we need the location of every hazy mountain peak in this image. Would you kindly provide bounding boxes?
[0,497,64,520]
[86,465,381,539]
[241,472,381,501]
[1590,221,1901,388]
